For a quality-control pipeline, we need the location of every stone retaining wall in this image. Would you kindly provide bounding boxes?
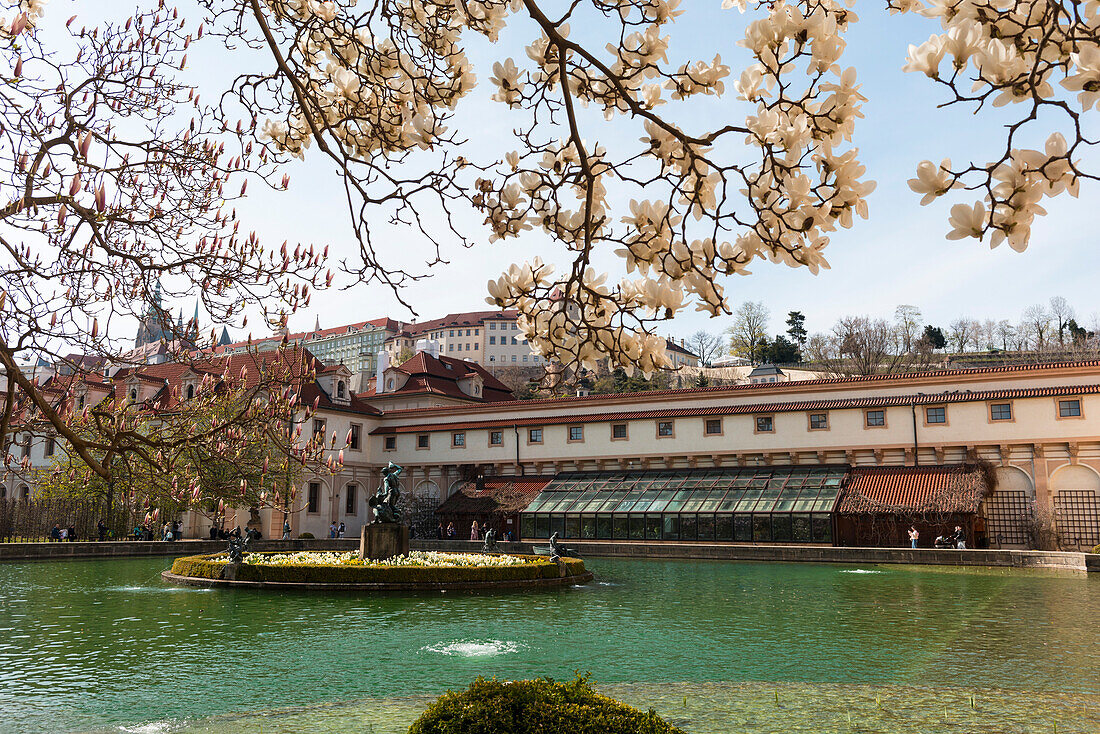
[412,539,1096,572]
[0,538,359,562]
[0,537,1094,572]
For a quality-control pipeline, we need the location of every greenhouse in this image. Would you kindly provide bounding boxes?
[519,466,846,544]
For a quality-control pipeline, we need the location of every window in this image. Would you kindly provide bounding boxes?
[755,415,774,433]
[313,419,326,439]
[345,484,357,515]
[448,343,454,352]
[568,426,584,442]
[612,423,628,440]
[490,322,496,330]
[128,388,138,402]
[20,436,30,458]
[336,380,346,399]
[489,336,496,345]
[511,336,518,345]
[307,482,320,513]
[349,423,361,450]
[865,409,885,427]
[76,394,85,410]
[657,420,674,437]
[528,427,543,444]
[449,330,454,337]
[466,329,471,336]
[925,406,946,424]
[384,436,397,451]
[452,432,466,447]
[809,412,828,430]
[45,437,55,457]
[1059,399,1082,417]
[522,355,528,362]
[186,384,195,400]
[474,343,479,350]
[705,418,722,435]
[511,355,517,362]
[990,403,1013,421]
[417,434,430,449]
[511,323,518,330]
[489,430,504,446]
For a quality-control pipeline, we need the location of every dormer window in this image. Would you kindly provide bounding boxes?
[386,378,394,390]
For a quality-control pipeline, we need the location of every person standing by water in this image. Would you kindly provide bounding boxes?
[50,524,62,542]
[97,519,108,542]
[470,520,480,541]
[907,526,919,549]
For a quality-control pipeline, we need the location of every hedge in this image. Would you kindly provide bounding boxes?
[169,553,586,584]
[408,675,686,734]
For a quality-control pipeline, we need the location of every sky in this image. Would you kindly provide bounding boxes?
[52,1,1100,344]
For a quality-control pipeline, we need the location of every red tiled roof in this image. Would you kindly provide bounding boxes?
[375,358,1100,418]
[838,465,988,514]
[359,353,513,404]
[371,382,1100,434]
[215,317,401,352]
[399,310,519,337]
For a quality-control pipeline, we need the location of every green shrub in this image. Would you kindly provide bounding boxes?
[408,675,686,734]
[169,554,586,585]
[298,532,315,539]
[1092,544,1100,555]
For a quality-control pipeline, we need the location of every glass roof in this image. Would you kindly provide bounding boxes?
[523,467,849,516]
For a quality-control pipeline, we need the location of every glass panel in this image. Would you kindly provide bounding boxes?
[525,493,551,512]
[812,515,833,543]
[697,488,729,512]
[792,515,812,542]
[613,515,629,539]
[697,514,716,541]
[541,494,575,512]
[580,515,596,539]
[753,485,783,513]
[718,487,744,512]
[596,516,613,539]
[772,515,792,542]
[550,515,565,539]
[662,515,680,540]
[646,515,662,540]
[752,515,772,542]
[715,514,734,541]
[535,515,550,538]
[736,488,763,512]
[640,490,676,514]
[521,514,536,539]
[564,516,580,539]
[734,514,753,542]
[682,489,712,513]
[680,514,698,541]
[629,515,645,540]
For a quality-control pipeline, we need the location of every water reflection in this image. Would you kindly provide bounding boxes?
[0,556,1094,733]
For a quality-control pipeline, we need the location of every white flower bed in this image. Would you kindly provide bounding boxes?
[208,550,535,568]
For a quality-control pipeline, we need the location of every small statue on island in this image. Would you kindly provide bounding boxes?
[226,528,251,564]
[369,462,404,524]
[482,527,497,552]
[548,531,578,561]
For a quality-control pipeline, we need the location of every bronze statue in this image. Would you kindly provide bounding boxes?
[482,527,497,552]
[548,531,577,561]
[226,529,251,564]
[370,462,404,524]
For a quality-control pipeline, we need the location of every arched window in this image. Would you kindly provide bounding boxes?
[186,384,195,400]
[386,378,394,390]
[337,381,346,399]
[129,388,138,402]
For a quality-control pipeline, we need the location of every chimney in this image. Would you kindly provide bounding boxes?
[375,350,389,393]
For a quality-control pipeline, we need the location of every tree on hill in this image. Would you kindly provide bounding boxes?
[688,331,723,367]
[922,325,947,351]
[728,302,771,364]
[785,312,808,353]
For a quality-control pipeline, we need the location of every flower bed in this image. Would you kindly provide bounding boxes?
[169,551,587,585]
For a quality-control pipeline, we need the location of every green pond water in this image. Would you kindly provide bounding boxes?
[0,556,1096,734]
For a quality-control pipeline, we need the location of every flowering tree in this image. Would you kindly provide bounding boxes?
[3,0,1096,402]
[29,349,343,527]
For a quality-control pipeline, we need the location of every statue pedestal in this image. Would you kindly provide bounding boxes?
[360,523,409,561]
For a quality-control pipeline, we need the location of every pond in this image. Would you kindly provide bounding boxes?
[0,556,1096,733]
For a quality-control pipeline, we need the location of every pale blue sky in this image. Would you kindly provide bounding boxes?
[81,1,1100,341]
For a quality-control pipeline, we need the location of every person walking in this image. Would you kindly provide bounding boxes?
[337,522,346,539]
[282,519,291,540]
[907,526,919,549]
[953,525,966,549]
[469,520,480,541]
